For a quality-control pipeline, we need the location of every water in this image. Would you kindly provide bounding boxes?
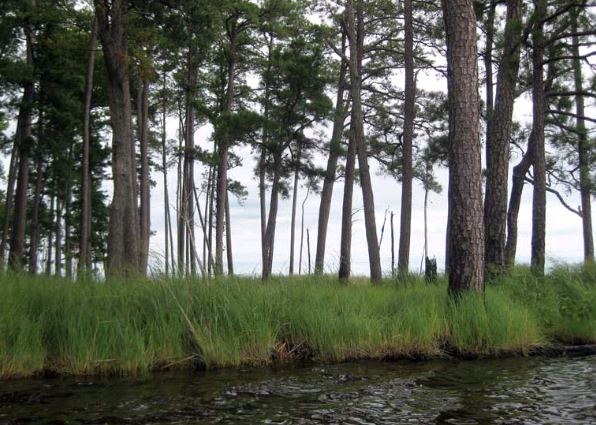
[1,356,594,424]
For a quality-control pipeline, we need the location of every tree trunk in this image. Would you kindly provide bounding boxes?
[398,0,415,275]
[160,73,174,275]
[63,144,74,279]
[260,34,272,277]
[208,164,215,276]
[79,17,97,275]
[484,0,522,276]
[422,183,429,274]
[225,190,234,275]
[530,0,546,276]
[55,199,62,278]
[0,139,19,267]
[289,146,301,275]
[176,114,184,275]
[484,1,495,129]
[138,78,150,275]
[307,228,311,274]
[64,183,73,279]
[347,0,382,283]
[215,36,236,276]
[441,0,485,294]
[28,159,43,274]
[95,0,140,276]
[181,48,197,277]
[314,33,348,275]
[46,186,54,275]
[259,149,267,275]
[9,14,35,272]
[391,211,395,278]
[262,153,282,279]
[338,126,356,281]
[193,183,214,274]
[299,185,310,275]
[572,10,594,263]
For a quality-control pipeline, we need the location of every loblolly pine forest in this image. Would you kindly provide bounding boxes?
[0,0,594,377]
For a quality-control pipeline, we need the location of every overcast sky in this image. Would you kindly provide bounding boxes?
[146,84,594,277]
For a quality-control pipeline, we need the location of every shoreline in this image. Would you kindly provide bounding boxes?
[1,266,594,380]
[3,343,596,382]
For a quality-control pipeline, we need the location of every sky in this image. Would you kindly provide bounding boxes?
[144,84,594,277]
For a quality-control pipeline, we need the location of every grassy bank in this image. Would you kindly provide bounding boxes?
[0,266,594,379]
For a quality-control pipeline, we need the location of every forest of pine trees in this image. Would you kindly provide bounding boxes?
[0,0,593,294]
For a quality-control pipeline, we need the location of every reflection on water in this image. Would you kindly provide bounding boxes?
[0,356,594,424]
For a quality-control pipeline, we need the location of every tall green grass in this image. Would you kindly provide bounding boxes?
[0,266,594,379]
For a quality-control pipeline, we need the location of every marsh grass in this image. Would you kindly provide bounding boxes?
[0,266,594,379]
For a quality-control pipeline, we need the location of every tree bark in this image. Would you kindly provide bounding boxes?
[225,190,234,275]
[289,146,301,275]
[262,153,282,279]
[95,0,140,276]
[307,228,311,274]
[572,10,594,263]
[138,78,150,275]
[9,10,35,271]
[46,185,54,275]
[398,0,415,275]
[338,126,356,281]
[530,0,546,276]
[160,73,174,275]
[504,141,532,267]
[79,17,97,274]
[299,185,310,275]
[63,145,74,279]
[349,0,382,283]
[55,199,62,278]
[484,1,495,128]
[259,34,272,277]
[0,139,19,267]
[484,0,522,276]
[176,113,184,275]
[28,159,43,274]
[442,0,485,294]
[390,211,395,277]
[259,149,267,275]
[181,47,197,276]
[215,29,237,276]
[314,33,348,275]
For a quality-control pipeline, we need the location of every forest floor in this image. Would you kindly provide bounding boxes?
[0,265,594,379]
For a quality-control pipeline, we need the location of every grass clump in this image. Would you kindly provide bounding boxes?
[0,265,593,379]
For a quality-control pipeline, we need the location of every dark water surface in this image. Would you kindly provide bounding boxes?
[1,356,594,424]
